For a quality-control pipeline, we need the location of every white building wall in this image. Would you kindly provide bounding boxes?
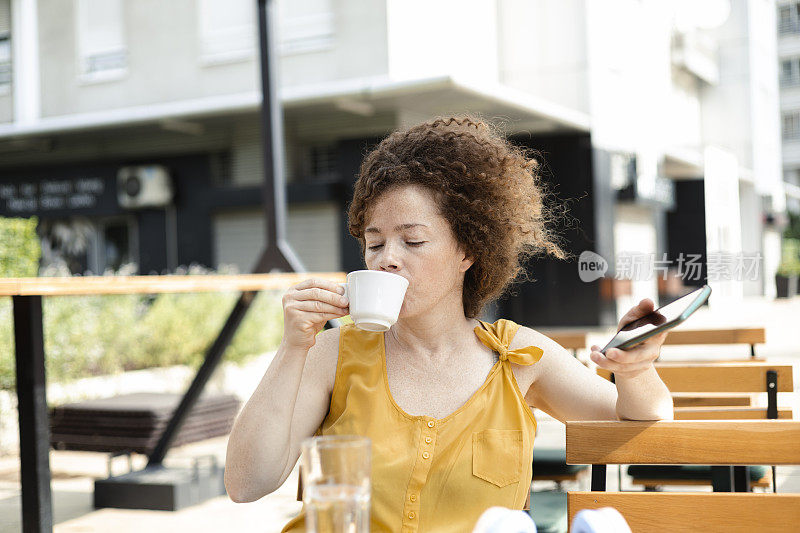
[386,0,498,83]
[585,0,675,154]
[38,0,259,117]
[746,0,784,211]
[277,0,389,87]
[739,180,764,296]
[496,0,588,113]
[35,0,392,119]
[667,70,704,153]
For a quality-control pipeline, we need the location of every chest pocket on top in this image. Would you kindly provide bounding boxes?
[472,429,523,488]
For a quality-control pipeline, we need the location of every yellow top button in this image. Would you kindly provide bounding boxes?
[410,494,417,502]
[427,421,435,428]
[422,451,430,459]
[425,437,432,444]
[409,511,416,520]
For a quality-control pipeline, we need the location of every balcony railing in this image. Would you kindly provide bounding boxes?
[780,73,800,87]
[779,20,800,35]
[0,62,10,86]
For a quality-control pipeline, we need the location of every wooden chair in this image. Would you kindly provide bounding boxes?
[597,362,794,491]
[566,420,800,531]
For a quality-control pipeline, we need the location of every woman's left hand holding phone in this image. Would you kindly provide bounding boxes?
[589,298,668,379]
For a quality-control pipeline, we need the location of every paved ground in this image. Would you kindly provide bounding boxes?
[0,295,798,532]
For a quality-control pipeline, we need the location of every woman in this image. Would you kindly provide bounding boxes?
[224,116,673,531]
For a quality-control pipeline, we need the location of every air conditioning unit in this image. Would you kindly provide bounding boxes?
[117,165,173,208]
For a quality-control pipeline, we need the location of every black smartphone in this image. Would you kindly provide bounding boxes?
[600,284,712,354]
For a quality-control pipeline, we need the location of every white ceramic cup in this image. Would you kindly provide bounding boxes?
[341,270,409,332]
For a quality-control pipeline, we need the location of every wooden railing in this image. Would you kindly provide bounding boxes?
[2,272,345,532]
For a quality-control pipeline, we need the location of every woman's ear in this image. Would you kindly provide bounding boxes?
[460,253,475,273]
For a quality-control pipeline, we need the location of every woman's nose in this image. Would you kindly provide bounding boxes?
[378,242,401,272]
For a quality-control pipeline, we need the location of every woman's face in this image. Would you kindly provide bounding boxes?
[363,184,473,319]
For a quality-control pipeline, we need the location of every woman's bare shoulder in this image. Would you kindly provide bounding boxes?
[508,324,563,353]
[507,324,572,387]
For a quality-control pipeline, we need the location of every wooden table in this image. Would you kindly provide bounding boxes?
[2,273,344,533]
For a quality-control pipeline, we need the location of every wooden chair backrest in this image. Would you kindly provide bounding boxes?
[565,420,800,465]
[598,361,793,419]
[567,492,800,531]
[566,420,800,531]
[673,406,792,419]
[671,394,751,407]
[596,362,793,393]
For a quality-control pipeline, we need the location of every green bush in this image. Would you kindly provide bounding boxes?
[777,238,800,277]
[0,216,41,277]
[0,266,285,391]
[784,211,800,241]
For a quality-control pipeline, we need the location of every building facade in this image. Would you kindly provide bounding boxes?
[0,0,787,327]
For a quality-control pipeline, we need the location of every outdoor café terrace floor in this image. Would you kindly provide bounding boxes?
[1,295,799,532]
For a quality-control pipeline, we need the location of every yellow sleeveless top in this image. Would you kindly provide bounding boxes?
[281,319,543,533]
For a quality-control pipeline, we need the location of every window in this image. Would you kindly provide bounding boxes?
[610,153,636,191]
[276,0,334,55]
[76,0,127,82]
[298,144,338,182]
[781,58,800,86]
[779,2,800,34]
[95,218,135,273]
[780,6,792,28]
[198,0,256,65]
[782,111,800,140]
[0,0,10,92]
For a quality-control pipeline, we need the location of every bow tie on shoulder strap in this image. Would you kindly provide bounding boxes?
[474,320,544,366]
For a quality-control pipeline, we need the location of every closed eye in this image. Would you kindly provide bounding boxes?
[367,242,425,251]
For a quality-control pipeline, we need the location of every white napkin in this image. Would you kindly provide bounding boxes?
[472,506,537,533]
[570,507,632,533]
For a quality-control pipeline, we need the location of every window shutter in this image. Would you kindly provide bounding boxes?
[0,0,10,36]
[76,0,126,74]
[198,0,255,62]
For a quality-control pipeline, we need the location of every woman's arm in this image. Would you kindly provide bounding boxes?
[519,299,674,422]
[224,278,348,502]
[224,329,339,502]
[612,363,674,420]
[519,330,620,422]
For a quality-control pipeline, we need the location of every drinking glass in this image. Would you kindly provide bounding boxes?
[301,435,371,533]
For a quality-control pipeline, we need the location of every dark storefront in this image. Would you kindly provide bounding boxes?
[0,153,254,274]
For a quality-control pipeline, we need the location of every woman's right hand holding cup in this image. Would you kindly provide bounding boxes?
[281,278,349,351]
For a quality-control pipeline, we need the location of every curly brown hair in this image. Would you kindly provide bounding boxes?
[348,115,569,318]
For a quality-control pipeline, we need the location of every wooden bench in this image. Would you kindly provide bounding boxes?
[597,362,794,491]
[566,420,800,531]
[661,327,766,358]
